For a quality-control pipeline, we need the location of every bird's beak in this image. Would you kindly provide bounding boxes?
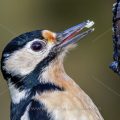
[56,20,94,48]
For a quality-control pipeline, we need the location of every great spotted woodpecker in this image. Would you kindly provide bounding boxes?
[1,20,104,120]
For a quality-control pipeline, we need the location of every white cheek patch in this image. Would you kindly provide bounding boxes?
[3,49,40,76]
[3,39,54,76]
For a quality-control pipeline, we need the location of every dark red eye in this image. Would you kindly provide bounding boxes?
[31,41,46,52]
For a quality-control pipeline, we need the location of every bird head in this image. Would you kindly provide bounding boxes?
[1,20,94,89]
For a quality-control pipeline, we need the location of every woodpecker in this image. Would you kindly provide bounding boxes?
[1,20,104,120]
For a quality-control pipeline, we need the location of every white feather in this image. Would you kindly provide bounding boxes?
[21,103,31,120]
[8,81,29,104]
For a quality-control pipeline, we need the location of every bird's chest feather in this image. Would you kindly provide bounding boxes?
[35,91,102,120]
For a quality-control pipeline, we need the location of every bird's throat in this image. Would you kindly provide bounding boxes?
[41,56,70,89]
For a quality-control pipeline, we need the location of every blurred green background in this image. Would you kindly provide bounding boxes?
[0,0,120,120]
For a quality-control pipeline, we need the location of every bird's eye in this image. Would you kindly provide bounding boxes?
[31,41,46,52]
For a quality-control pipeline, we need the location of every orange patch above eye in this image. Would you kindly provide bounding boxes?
[42,30,56,43]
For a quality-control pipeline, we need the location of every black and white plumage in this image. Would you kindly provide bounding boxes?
[110,0,120,75]
[1,21,104,120]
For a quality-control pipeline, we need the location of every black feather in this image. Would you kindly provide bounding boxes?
[29,100,53,120]
[3,30,43,54]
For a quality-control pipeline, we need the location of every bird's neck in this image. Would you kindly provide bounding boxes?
[41,57,84,95]
[8,55,78,104]
[41,57,66,86]
[41,57,76,90]
[9,56,82,120]
[9,58,65,104]
[9,57,66,120]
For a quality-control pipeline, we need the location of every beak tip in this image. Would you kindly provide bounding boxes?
[85,20,95,28]
[57,20,95,48]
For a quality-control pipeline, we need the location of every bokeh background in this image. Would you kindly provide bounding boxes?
[0,0,120,120]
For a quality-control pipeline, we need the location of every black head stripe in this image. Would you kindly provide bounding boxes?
[2,30,43,54]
